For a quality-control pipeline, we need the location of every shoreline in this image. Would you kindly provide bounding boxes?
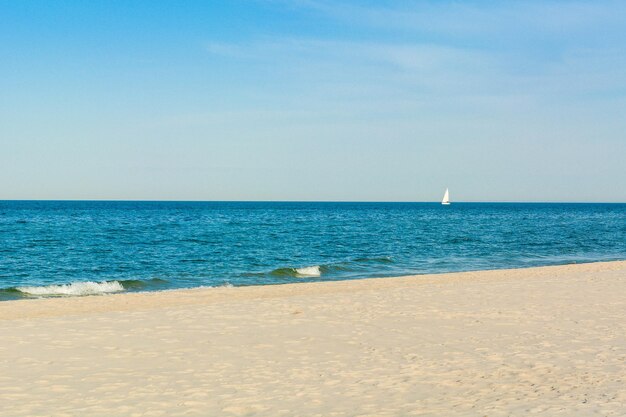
[1,260,625,321]
[2,260,626,416]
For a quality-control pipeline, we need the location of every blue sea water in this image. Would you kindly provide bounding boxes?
[0,201,625,301]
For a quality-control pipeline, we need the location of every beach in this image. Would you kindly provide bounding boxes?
[1,261,625,416]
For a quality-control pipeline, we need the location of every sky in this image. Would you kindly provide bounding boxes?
[1,0,625,202]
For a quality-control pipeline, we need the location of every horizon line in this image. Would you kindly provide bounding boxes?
[1,199,625,204]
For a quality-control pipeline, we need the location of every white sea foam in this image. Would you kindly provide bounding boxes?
[295,265,322,277]
[193,283,235,290]
[16,281,125,297]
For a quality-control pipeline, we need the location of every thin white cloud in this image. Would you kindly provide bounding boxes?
[211,0,626,100]
[269,0,626,39]
[205,34,626,100]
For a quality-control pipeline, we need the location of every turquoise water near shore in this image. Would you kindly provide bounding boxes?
[1,201,625,300]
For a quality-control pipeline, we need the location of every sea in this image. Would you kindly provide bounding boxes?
[1,201,625,301]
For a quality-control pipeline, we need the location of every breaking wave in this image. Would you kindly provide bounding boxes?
[0,278,169,300]
[267,265,323,278]
[294,265,322,277]
[244,257,397,280]
[16,281,125,296]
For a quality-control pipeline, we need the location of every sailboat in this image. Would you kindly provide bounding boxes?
[441,188,451,205]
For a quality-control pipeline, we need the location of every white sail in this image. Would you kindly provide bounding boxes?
[441,188,450,205]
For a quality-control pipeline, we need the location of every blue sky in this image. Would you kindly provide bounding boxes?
[1,0,625,201]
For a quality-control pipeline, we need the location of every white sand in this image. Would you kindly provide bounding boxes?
[1,261,625,416]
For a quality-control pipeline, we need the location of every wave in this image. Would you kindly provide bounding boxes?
[246,257,396,280]
[16,281,125,296]
[267,265,323,278]
[294,265,322,277]
[1,278,169,299]
[115,278,168,290]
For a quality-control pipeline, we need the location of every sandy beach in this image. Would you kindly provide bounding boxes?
[1,261,625,416]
